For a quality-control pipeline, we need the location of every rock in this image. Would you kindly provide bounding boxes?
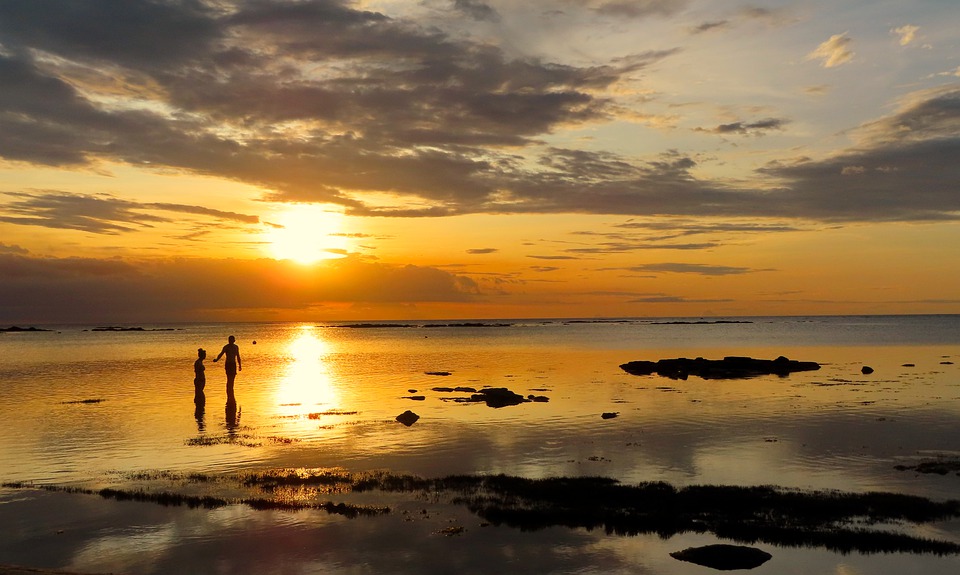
[601,412,619,419]
[402,396,426,401]
[432,387,455,392]
[902,363,915,367]
[437,387,547,408]
[620,356,820,380]
[670,544,772,570]
[472,387,526,408]
[861,366,874,374]
[395,410,420,426]
[426,371,452,376]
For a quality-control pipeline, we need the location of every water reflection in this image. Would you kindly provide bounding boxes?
[194,391,205,432]
[275,328,340,411]
[225,400,240,436]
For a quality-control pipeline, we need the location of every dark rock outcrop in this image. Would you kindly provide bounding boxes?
[620,356,820,380]
[670,544,772,570]
[470,388,526,408]
[861,366,874,374]
[395,410,420,426]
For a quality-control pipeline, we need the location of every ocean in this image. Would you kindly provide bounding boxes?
[1,315,959,574]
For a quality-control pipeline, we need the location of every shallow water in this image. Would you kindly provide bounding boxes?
[2,316,960,573]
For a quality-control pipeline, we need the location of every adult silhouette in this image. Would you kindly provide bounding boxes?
[213,335,242,402]
[193,348,206,398]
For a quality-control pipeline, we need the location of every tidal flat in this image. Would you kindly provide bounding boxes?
[2,317,960,573]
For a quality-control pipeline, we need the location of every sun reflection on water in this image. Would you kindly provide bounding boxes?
[275,328,340,414]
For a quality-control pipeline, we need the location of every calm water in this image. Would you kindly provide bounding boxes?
[2,315,959,574]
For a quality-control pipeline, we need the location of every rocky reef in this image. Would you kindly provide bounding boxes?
[620,355,820,380]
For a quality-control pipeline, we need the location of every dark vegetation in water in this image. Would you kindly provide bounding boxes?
[61,398,105,404]
[2,479,387,518]
[307,410,359,419]
[3,483,228,509]
[185,432,264,447]
[7,471,960,554]
[895,458,960,476]
[620,356,821,380]
[229,470,960,555]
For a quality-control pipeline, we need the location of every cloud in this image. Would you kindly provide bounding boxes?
[689,20,729,34]
[0,0,221,69]
[804,85,831,96]
[563,241,718,254]
[467,248,499,254]
[613,221,802,235]
[698,117,789,136]
[891,25,920,46]
[595,0,687,18]
[807,33,854,68]
[0,191,259,234]
[618,263,758,276]
[0,1,679,214]
[452,0,501,22]
[0,252,480,323]
[628,295,733,303]
[0,2,956,225]
[0,243,29,255]
[760,86,960,221]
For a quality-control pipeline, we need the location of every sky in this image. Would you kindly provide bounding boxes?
[1,0,958,323]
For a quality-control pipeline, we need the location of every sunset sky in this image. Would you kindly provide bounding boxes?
[1,0,959,323]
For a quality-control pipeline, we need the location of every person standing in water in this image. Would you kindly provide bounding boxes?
[194,348,206,398]
[214,335,241,402]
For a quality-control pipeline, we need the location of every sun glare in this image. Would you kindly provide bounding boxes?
[265,205,349,264]
[275,329,340,409]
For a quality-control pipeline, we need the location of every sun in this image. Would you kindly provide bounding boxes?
[265,204,350,264]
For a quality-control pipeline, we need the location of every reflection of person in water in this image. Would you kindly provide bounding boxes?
[195,401,206,432]
[193,348,206,398]
[225,400,240,434]
[213,335,241,402]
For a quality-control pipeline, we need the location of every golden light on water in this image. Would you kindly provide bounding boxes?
[275,328,340,409]
[264,205,349,264]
